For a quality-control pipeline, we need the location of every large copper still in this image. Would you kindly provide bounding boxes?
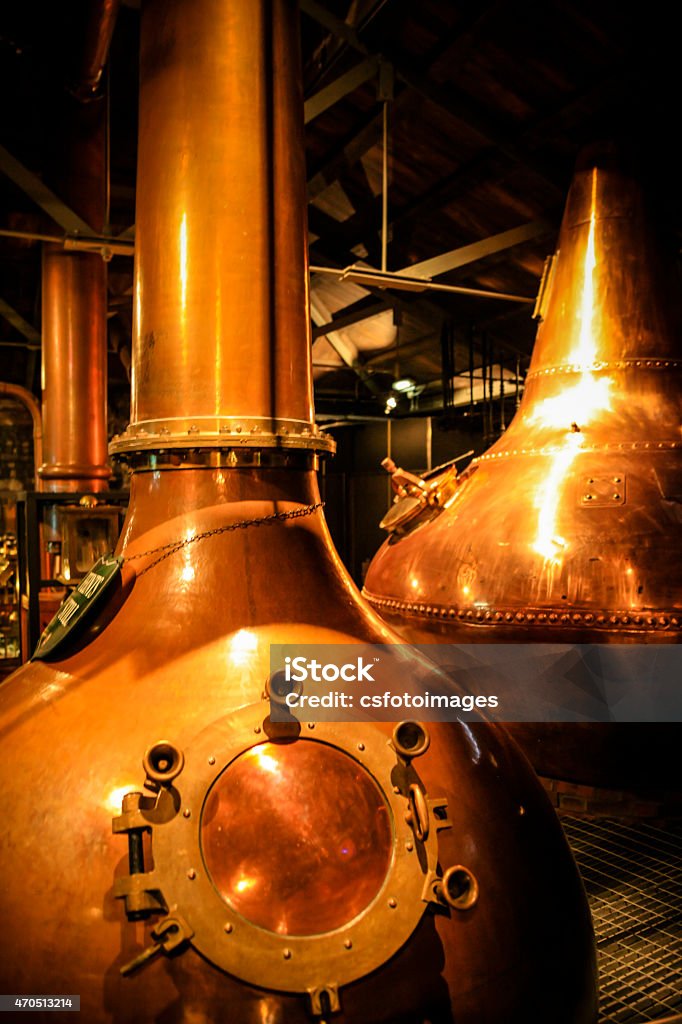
[363,149,681,787]
[0,2,596,1021]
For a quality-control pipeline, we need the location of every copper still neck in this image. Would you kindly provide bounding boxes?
[39,98,109,493]
[110,0,331,457]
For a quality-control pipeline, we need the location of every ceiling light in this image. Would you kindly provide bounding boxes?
[392,377,416,393]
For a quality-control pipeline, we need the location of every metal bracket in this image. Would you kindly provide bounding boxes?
[580,474,626,507]
[308,984,340,1018]
[120,914,194,976]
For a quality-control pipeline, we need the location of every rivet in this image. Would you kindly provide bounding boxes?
[388,898,397,908]
[224,923,233,934]
[406,841,414,852]
[187,869,196,880]
[613,493,621,501]
[254,725,261,734]
[357,742,365,752]
[183,808,191,819]
[208,756,216,765]
[344,939,353,950]
[307,722,315,730]
[283,949,292,960]
[393,786,401,794]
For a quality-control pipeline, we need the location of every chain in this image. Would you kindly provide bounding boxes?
[122,502,324,576]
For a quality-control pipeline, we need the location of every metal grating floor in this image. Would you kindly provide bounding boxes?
[563,817,682,1024]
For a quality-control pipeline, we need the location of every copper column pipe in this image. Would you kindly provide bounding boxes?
[111,0,330,457]
[0,382,43,489]
[39,98,110,492]
[73,0,122,100]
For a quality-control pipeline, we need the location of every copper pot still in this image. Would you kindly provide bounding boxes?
[0,2,596,1022]
[363,146,682,787]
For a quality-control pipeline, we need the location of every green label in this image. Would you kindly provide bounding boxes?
[32,554,123,661]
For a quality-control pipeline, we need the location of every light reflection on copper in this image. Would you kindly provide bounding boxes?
[201,740,393,936]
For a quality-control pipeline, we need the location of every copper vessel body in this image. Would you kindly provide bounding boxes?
[0,1,597,1020]
[0,466,596,1023]
[365,160,682,642]
[363,156,682,784]
[39,96,109,492]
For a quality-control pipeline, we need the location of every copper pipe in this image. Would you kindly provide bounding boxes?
[0,382,43,489]
[73,0,122,101]
[39,97,110,493]
[111,0,329,456]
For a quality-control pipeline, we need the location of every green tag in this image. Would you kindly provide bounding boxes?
[32,554,123,661]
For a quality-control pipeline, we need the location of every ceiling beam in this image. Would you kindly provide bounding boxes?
[399,220,551,279]
[304,56,379,124]
[311,295,392,339]
[0,297,40,346]
[0,144,94,236]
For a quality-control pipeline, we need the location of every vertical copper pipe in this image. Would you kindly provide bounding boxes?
[112,0,326,455]
[0,383,43,489]
[73,0,122,100]
[39,99,109,493]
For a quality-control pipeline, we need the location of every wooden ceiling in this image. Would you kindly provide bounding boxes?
[0,0,679,425]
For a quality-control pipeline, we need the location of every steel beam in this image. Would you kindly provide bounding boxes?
[305,56,379,124]
[399,221,550,280]
[0,297,41,345]
[0,144,93,235]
